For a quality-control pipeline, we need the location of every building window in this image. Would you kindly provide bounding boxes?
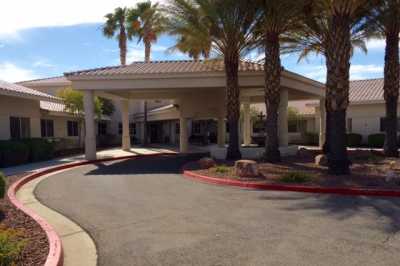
[288,120,298,133]
[98,121,107,136]
[67,121,79,137]
[347,118,352,133]
[41,119,54,137]
[10,117,30,139]
[129,123,136,135]
[192,121,201,134]
[175,122,180,134]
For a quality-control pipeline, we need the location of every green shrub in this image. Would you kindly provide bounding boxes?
[368,134,385,148]
[0,173,5,199]
[0,141,29,168]
[214,165,231,174]
[280,171,313,183]
[21,138,54,162]
[346,133,362,147]
[0,225,27,266]
[303,132,318,145]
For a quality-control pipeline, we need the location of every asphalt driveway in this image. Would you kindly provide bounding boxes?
[35,154,400,266]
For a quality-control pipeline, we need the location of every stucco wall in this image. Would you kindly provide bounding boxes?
[0,95,41,140]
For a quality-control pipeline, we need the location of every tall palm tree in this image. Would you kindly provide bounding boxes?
[288,0,373,175]
[257,0,306,163]
[128,1,166,62]
[166,1,212,60]
[103,7,129,66]
[167,0,260,160]
[368,1,400,157]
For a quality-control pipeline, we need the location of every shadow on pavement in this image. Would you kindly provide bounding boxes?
[85,153,208,176]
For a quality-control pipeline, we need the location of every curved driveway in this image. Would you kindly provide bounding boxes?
[35,155,400,266]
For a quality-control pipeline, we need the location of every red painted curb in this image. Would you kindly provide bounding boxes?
[183,168,400,198]
[7,152,176,266]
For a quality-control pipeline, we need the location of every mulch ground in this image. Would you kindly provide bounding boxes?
[0,174,49,265]
[187,149,400,189]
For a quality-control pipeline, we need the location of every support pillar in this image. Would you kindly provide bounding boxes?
[121,99,131,151]
[180,117,188,153]
[319,98,326,148]
[278,88,289,147]
[83,90,96,160]
[217,117,226,148]
[243,102,251,146]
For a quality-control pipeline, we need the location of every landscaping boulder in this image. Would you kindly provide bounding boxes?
[315,154,328,166]
[235,160,259,177]
[198,157,216,169]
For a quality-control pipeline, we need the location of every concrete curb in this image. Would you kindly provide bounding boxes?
[183,168,400,198]
[7,152,176,266]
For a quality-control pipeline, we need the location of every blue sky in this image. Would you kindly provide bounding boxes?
[0,0,387,83]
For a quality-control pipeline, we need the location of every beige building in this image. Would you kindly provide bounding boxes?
[284,78,392,145]
[0,80,81,150]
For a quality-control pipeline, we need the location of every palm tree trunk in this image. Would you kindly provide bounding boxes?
[145,41,151,62]
[383,29,400,157]
[119,25,127,66]
[325,15,352,175]
[225,51,241,160]
[263,33,281,162]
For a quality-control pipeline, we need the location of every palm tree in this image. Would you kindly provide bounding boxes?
[257,0,306,163]
[368,1,400,157]
[128,1,166,62]
[103,7,129,66]
[167,0,260,160]
[287,0,373,175]
[165,1,212,60]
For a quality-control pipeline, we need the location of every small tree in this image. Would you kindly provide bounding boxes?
[99,97,115,116]
[58,88,103,147]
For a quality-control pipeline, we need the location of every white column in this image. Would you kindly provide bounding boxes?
[121,99,131,151]
[179,117,188,153]
[319,98,326,148]
[217,117,226,148]
[83,90,96,160]
[243,102,251,146]
[278,88,289,147]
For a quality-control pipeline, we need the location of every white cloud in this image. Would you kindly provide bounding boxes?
[295,64,383,83]
[0,0,166,36]
[127,48,145,62]
[33,59,55,68]
[0,63,38,82]
[365,38,385,50]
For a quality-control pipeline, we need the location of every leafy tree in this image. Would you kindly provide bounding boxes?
[58,88,103,147]
[103,7,130,65]
[367,1,400,157]
[128,1,166,62]
[99,97,115,116]
[167,0,260,160]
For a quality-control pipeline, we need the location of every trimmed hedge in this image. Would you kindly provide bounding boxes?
[304,132,319,145]
[368,133,385,148]
[0,172,5,199]
[0,139,55,167]
[346,133,362,147]
[0,140,29,167]
[21,138,54,162]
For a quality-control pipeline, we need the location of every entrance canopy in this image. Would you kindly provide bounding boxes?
[64,60,325,160]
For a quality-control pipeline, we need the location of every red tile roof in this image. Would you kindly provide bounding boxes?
[0,80,59,101]
[349,78,384,103]
[65,59,264,77]
[18,76,71,87]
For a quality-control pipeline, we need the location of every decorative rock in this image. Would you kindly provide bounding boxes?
[198,157,216,169]
[235,160,259,177]
[315,154,328,166]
